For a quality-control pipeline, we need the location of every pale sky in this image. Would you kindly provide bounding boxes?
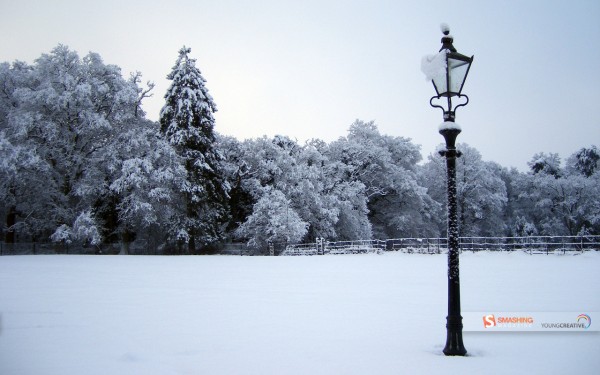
[1,0,599,170]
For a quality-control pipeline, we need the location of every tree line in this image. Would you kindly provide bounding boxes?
[1,45,598,253]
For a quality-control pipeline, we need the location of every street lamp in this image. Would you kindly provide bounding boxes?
[422,24,473,356]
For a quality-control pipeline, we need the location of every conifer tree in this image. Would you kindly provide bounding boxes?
[159,46,229,253]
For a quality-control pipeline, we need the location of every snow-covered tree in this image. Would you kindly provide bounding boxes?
[517,148,600,235]
[522,173,600,235]
[0,127,48,242]
[567,146,599,178]
[420,143,508,237]
[104,118,187,254]
[324,176,371,240]
[214,134,256,238]
[513,216,538,237]
[1,45,140,243]
[1,61,47,242]
[50,210,102,246]
[0,61,33,129]
[228,136,338,242]
[0,45,185,253]
[159,46,230,253]
[528,152,562,178]
[219,133,374,243]
[329,120,436,238]
[6,44,600,249]
[235,189,308,249]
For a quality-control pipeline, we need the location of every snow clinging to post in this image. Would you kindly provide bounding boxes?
[439,121,462,131]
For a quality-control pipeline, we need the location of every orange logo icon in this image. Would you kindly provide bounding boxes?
[483,314,496,328]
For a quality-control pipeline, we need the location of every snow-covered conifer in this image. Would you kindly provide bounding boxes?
[159,46,230,253]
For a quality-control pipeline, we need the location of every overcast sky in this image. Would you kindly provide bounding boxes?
[1,0,599,170]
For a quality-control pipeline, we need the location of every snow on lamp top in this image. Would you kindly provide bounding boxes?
[440,23,450,36]
[420,23,451,82]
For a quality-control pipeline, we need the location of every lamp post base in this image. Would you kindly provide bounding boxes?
[443,315,467,356]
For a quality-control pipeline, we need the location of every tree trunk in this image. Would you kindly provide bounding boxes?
[188,235,196,255]
[119,241,130,255]
[119,229,136,255]
[6,206,16,243]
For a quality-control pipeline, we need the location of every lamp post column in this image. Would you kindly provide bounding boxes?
[422,24,473,356]
[439,126,466,356]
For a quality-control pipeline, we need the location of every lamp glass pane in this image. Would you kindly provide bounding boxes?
[432,70,447,95]
[448,57,470,94]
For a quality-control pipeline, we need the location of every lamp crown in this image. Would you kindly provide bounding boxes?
[440,23,456,53]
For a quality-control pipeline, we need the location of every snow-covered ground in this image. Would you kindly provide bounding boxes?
[1,252,598,375]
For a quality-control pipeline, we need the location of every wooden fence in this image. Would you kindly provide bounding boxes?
[282,236,600,256]
[2,235,599,256]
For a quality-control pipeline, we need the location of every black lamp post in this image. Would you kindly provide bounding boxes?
[424,24,473,357]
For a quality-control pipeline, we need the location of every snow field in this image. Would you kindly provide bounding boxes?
[0,252,599,375]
